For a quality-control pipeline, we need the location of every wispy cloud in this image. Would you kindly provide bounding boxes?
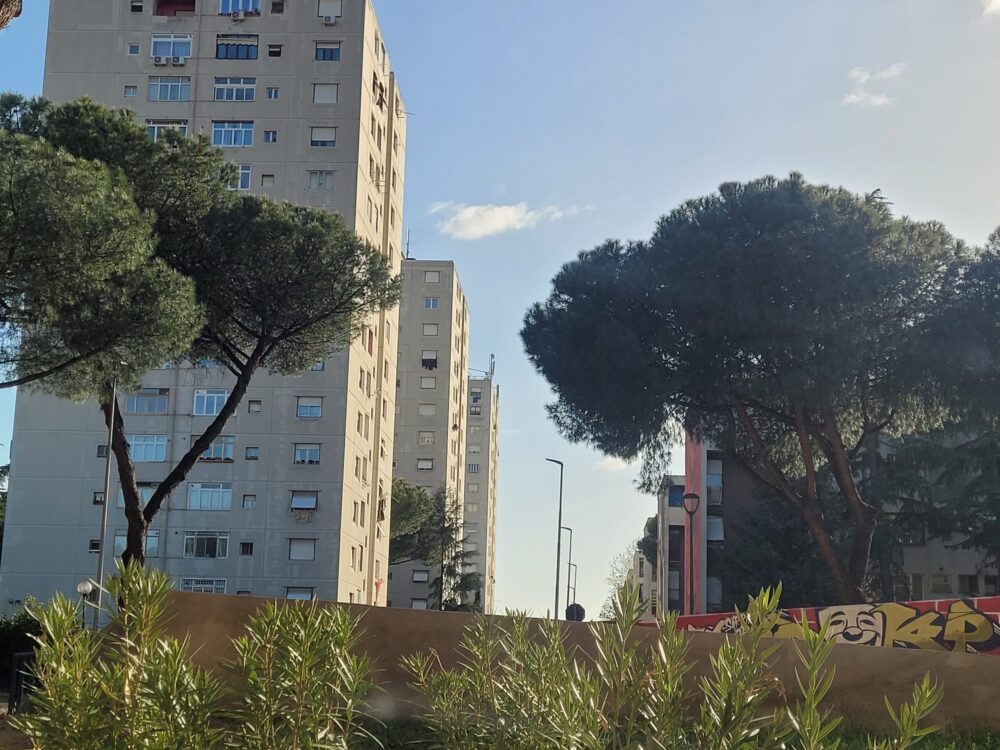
[592,456,633,472]
[843,63,906,107]
[429,201,580,241]
[983,0,1000,15]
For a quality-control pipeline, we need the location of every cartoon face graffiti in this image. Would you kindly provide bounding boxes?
[818,606,886,646]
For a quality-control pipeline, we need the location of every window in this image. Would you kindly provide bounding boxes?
[200,435,235,462]
[220,0,260,12]
[308,170,333,190]
[114,529,159,557]
[310,126,337,147]
[471,389,482,404]
[131,1,143,12]
[411,599,428,610]
[294,444,321,464]
[318,0,343,16]
[416,458,433,471]
[126,388,169,414]
[261,132,277,146]
[420,350,438,371]
[124,85,138,98]
[267,45,282,58]
[958,574,980,596]
[229,163,252,191]
[194,389,229,416]
[184,531,229,559]
[242,494,257,508]
[245,446,260,460]
[466,503,480,513]
[296,396,322,418]
[470,405,482,415]
[217,33,259,59]
[240,542,253,556]
[315,42,342,61]
[118,483,157,508]
[310,361,325,371]
[151,33,192,59]
[146,119,187,142]
[212,121,254,147]
[271,0,284,10]
[468,463,481,473]
[420,377,436,389]
[424,270,440,283]
[93,491,105,506]
[423,297,439,309]
[148,75,190,101]
[289,538,316,561]
[468,445,482,455]
[286,587,313,601]
[465,542,478,553]
[214,76,256,101]
[467,483,480,494]
[418,431,435,446]
[179,578,226,594]
[418,403,436,417]
[88,539,101,554]
[187,482,233,511]
[128,435,167,462]
[248,399,262,414]
[422,323,438,336]
[930,574,952,595]
[128,42,141,55]
[312,83,339,104]
[412,570,429,583]
[290,491,318,510]
[97,444,109,458]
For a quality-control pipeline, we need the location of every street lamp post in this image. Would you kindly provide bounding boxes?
[545,458,564,619]
[568,562,578,604]
[682,492,701,616]
[94,378,118,630]
[561,525,573,608]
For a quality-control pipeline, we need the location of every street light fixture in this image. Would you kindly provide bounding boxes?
[545,458,564,619]
[682,492,700,616]
[561,525,573,608]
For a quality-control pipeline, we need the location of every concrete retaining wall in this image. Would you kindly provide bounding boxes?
[160,591,1000,731]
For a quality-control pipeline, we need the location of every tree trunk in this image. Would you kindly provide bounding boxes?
[102,398,146,567]
[113,340,269,564]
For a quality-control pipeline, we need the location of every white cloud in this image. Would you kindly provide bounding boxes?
[842,91,893,107]
[842,62,905,107]
[983,0,1000,15]
[430,201,580,241]
[592,456,633,472]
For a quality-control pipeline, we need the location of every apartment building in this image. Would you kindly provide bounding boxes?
[388,261,470,610]
[0,0,405,611]
[464,372,499,614]
[627,547,658,622]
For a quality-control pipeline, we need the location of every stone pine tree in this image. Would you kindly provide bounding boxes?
[0,130,201,390]
[523,174,973,604]
[3,96,399,564]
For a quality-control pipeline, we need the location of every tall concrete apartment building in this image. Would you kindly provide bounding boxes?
[0,0,406,610]
[387,261,470,610]
[464,373,499,613]
[387,261,500,613]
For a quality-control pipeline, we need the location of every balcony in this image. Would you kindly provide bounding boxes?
[155,0,196,16]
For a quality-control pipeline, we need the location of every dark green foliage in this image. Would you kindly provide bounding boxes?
[0,602,40,687]
[638,515,657,567]
[522,174,971,602]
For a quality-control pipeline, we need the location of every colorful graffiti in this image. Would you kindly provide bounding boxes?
[655,596,1000,655]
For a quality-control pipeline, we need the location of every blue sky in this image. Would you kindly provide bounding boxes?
[2,1,1000,616]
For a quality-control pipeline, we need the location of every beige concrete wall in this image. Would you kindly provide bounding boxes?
[159,590,1000,731]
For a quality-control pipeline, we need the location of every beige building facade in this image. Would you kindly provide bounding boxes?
[388,260,470,610]
[0,0,405,610]
[464,373,499,613]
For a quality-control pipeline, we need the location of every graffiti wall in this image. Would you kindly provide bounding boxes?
[658,596,1000,655]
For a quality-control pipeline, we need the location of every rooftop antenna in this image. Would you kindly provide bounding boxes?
[405,228,411,259]
[489,353,495,378]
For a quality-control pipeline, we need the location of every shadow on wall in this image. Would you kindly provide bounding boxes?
[160,591,1000,732]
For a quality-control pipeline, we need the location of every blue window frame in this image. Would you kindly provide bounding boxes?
[216,34,258,59]
[315,42,340,61]
[219,0,260,13]
[212,121,254,147]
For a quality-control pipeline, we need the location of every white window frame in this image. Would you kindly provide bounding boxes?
[114,529,160,557]
[127,434,167,462]
[214,76,256,101]
[308,170,334,190]
[229,163,252,191]
[150,33,192,59]
[179,578,227,594]
[309,126,337,147]
[126,388,169,415]
[146,119,188,142]
[187,482,233,511]
[423,297,439,309]
[212,120,254,148]
[294,443,321,464]
[286,587,314,601]
[424,270,440,283]
[148,75,191,102]
[416,458,433,471]
[193,388,229,416]
[296,396,323,419]
[183,531,230,559]
[199,435,235,462]
[418,431,435,446]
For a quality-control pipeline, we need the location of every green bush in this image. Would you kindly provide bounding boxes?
[0,599,41,685]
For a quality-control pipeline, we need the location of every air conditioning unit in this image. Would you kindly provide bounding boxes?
[153,56,168,65]
[231,10,245,20]
[171,56,186,65]
[323,15,337,25]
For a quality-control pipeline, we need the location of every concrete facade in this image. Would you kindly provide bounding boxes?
[0,0,405,611]
[387,260,470,610]
[464,373,499,613]
[627,548,657,622]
